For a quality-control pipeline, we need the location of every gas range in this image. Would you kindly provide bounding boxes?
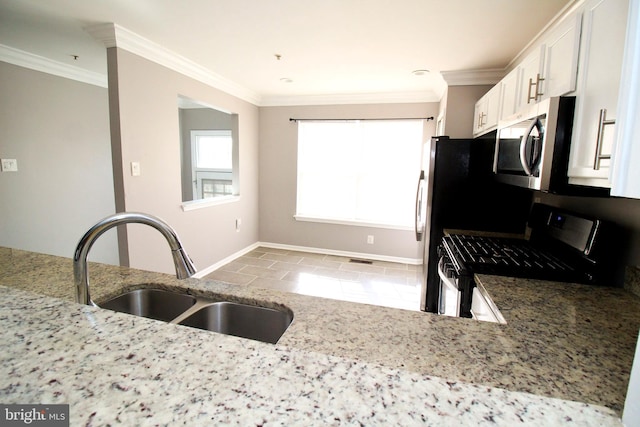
[436,204,623,319]
[442,234,581,283]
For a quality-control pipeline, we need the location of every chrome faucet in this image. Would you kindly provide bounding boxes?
[73,212,197,305]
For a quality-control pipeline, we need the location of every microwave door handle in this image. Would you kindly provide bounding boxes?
[532,119,544,169]
[414,171,425,241]
[519,119,538,176]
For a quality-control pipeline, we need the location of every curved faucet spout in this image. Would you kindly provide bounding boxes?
[73,212,197,305]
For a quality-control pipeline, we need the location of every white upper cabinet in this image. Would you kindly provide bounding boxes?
[473,84,501,137]
[517,46,546,110]
[568,0,629,188]
[610,0,640,198]
[516,13,582,111]
[542,13,582,99]
[499,68,521,121]
[486,12,582,127]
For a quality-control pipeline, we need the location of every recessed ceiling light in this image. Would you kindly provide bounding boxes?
[280,77,293,83]
[412,69,430,76]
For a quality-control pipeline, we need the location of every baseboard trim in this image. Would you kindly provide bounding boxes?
[259,242,422,265]
[192,242,261,278]
[194,241,422,277]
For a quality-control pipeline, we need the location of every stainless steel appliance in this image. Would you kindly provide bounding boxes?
[438,204,624,319]
[415,136,533,313]
[494,97,575,192]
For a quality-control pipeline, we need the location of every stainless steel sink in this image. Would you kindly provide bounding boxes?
[98,288,293,344]
[176,302,293,344]
[100,289,197,322]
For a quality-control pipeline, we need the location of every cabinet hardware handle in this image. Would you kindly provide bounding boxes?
[536,74,545,101]
[527,78,535,103]
[477,112,486,129]
[593,108,615,170]
[527,73,545,104]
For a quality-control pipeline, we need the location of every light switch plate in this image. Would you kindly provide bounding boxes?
[1,158,18,172]
[131,161,141,176]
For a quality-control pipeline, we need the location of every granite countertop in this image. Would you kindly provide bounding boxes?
[1,247,639,425]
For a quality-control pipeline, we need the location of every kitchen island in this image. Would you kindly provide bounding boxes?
[1,247,639,425]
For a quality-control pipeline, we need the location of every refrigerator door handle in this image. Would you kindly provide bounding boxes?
[414,170,425,241]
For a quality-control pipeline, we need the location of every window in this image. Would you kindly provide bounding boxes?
[178,95,240,210]
[295,119,424,229]
[202,179,232,198]
[191,130,233,199]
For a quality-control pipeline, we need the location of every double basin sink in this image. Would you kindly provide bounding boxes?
[99,288,293,344]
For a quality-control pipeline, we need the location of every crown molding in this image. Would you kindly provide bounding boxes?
[260,89,444,107]
[1,25,497,106]
[84,23,449,107]
[84,23,262,105]
[0,44,108,87]
[440,68,505,86]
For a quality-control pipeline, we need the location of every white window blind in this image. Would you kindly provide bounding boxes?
[296,119,423,229]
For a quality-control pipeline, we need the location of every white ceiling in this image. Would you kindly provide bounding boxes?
[0,0,574,105]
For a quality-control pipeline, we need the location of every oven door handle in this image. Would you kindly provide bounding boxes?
[437,256,460,316]
[437,257,458,292]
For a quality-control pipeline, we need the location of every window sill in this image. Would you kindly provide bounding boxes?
[294,215,412,231]
[181,195,240,212]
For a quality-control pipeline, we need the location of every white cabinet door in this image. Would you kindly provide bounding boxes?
[568,0,629,188]
[473,98,484,136]
[499,68,521,121]
[473,85,501,137]
[611,0,640,198]
[542,13,582,99]
[517,46,545,111]
[485,85,500,130]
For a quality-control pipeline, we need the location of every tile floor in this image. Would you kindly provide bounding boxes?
[203,247,423,311]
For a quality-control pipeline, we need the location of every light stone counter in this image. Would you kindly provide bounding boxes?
[1,247,638,425]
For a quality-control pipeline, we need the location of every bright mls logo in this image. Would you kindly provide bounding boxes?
[1,405,69,426]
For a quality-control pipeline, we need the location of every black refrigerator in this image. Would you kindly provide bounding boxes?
[415,135,533,313]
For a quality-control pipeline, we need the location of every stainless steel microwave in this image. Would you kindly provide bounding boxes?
[493,97,575,192]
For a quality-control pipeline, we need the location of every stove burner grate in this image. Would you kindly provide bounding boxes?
[445,234,577,279]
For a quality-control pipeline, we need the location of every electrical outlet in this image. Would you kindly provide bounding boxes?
[235,218,242,232]
[367,235,374,244]
[1,158,18,172]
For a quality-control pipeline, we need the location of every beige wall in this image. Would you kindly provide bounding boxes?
[258,102,439,261]
[107,48,259,274]
[0,61,118,264]
[443,85,491,138]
